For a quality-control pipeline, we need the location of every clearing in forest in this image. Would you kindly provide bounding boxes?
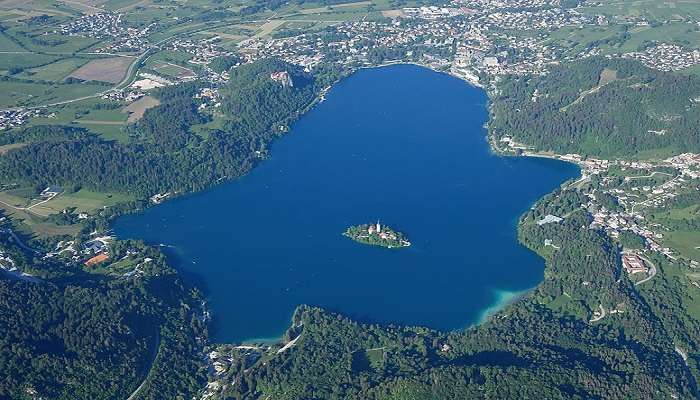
[560,68,618,112]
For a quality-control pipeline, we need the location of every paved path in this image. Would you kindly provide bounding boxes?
[277,334,301,354]
[635,254,658,286]
[631,175,682,213]
[126,333,161,400]
[589,304,606,323]
[0,193,59,215]
[625,171,673,181]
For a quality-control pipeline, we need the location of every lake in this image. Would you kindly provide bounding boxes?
[114,65,579,343]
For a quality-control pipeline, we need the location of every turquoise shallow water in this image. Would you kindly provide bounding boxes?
[114,65,579,343]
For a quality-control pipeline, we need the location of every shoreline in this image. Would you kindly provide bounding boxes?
[473,288,532,326]
[109,62,579,346]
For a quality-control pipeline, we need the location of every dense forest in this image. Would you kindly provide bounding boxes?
[212,184,699,400]
[0,230,207,399]
[0,59,319,199]
[489,57,700,158]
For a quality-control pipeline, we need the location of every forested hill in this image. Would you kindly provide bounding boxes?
[489,57,700,159]
[0,231,207,399]
[0,59,318,200]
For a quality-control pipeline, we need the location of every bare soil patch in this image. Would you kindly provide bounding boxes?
[122,95,160,123]
[69,56,134,84]
[0,142,27,154]
[381,9,404,18]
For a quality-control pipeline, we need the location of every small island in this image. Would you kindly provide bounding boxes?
[343,222,411,249]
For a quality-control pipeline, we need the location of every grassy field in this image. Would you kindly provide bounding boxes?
[682,63,700,76]
[0,186,135,237]
[148,61,196,79]
[5,29,101,54]
[20,96,133,141]
[74,121,128,141]
[147,49,195,65]
[581,0,700,21]
[620,22,700,52]
[664,231,700,260]
[19,57,89,81]
[0,52,58,72]
[649,204,700,260]
[0,31,24,51]
[29,189,133,216]
[0,142,27,154]
[0,190,83,237]
[8,209,82,237]
[0,189,32,209]
[0,80,106,108]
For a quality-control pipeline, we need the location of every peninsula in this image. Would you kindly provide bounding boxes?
[343,222,411,249]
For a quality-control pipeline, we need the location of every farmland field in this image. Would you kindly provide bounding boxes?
[0,53,58,72]
[20,57,89,81]
[0,80,106,108]
[68,56,135,83]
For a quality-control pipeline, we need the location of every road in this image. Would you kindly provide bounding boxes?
[630,175,682,213]
[0,20,234,113]
[589,304,606,323]
[126,332,161,400]
[277,334,301,354]
[624,171,674,181]
[635,254,658,286]
[0,192,59,212]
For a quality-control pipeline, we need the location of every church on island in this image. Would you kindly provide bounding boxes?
[344,222,411,249]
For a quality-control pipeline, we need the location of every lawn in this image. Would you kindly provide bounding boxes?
[664,231,700,260]
[648,204,700,260]
[147,61,196,79]
[148,50,194,65]
[74,121,129,142]
[76,107,128,122]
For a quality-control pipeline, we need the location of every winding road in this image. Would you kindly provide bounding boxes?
[635,254,658,286]
[126,332,161,400]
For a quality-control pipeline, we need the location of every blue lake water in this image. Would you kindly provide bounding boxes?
[114,65,579,343]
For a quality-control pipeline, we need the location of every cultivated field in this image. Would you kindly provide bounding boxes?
[69,56,134,83]
[22,58,89,82]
